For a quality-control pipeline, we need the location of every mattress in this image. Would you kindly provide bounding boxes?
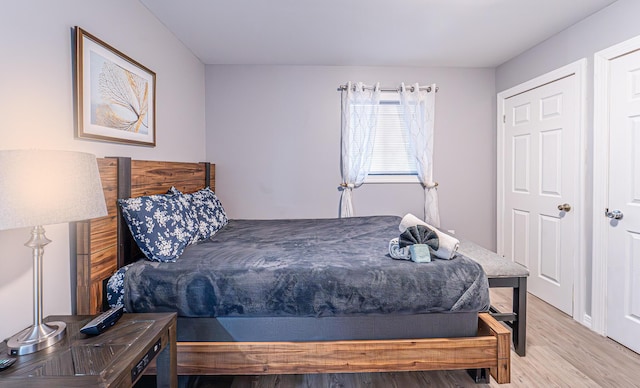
[110,216,490,318]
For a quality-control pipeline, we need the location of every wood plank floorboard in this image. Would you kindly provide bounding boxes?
[183,289,640,387]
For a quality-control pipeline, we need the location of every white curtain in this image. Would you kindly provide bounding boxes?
[399,83,440,227]
[339,81,381,217]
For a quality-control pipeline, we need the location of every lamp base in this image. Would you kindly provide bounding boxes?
[6,321,66,356]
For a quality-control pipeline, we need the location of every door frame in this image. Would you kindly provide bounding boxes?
[496,59,587,325]
[592,35,640,336]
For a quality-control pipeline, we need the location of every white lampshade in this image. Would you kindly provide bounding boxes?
[0,150,108,230]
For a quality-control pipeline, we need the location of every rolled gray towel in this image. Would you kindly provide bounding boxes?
[399,225,439,250]
[399,225,439,263]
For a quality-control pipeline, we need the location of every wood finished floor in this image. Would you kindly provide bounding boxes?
[181,289,640,387]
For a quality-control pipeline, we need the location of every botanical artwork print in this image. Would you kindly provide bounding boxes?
[90,51,149,134]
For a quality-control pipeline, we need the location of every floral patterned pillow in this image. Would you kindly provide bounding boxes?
[118,193,198,262]
[169,187,228,242]
[190,188,229,242]
[106,264,130,309]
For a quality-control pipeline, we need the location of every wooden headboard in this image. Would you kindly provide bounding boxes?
[74,157,215,315]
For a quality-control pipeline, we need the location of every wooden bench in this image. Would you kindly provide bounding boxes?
[458,239,529,356]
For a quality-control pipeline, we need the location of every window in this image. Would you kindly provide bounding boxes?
[351,92,418,183]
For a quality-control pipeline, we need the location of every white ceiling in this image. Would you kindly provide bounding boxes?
[139,0,617,67]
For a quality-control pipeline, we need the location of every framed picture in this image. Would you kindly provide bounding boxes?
[75,27,156,146]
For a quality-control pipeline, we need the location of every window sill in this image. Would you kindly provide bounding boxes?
[364,175,421,184]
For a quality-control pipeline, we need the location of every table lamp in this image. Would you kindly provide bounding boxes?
[0,150,107,355]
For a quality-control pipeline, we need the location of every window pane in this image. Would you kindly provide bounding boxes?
[369,102,416,175]
[348,96,417,179]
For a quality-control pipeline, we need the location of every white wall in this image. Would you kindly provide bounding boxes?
[496,0,640,92]
[0,0,205,340]
[206,65,496,248]
[495,0,640,318]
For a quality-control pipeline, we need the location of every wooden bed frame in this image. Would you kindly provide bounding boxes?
[74,157,510,384]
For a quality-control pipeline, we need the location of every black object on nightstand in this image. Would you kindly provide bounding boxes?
[80,305,124,335]
[0,357,16,370]
[0,312,177,387]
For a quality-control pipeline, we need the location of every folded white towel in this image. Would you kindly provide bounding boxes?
[399,213,459,260]
[388,238,411,260]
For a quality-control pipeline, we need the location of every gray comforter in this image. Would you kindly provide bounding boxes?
[123,216,490,317]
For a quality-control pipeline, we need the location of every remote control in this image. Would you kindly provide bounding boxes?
[80,305,124,336]
[0,357,16,370]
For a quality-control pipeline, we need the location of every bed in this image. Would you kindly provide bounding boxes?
[73,157,510,384]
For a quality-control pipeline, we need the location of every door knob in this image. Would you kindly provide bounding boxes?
[605,209,623,220]
[557,203,571,212]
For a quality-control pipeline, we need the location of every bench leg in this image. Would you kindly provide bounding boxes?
[467,368,489,384]
[512,277,527,356]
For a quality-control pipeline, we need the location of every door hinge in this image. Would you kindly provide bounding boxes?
[503,115,506,124]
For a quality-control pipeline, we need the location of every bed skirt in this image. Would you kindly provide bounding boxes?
[176,312,478,342]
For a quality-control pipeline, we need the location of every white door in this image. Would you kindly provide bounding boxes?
[605,49,640,353]
[501,75,579,315]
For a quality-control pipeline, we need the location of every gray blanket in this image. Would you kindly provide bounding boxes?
[123,216,490,317]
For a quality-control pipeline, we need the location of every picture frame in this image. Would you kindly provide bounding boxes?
[75,27,156,146]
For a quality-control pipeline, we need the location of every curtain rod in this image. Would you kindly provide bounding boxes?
[337,84,438,93]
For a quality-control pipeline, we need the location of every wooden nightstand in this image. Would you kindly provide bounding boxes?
[0,312,177,387]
